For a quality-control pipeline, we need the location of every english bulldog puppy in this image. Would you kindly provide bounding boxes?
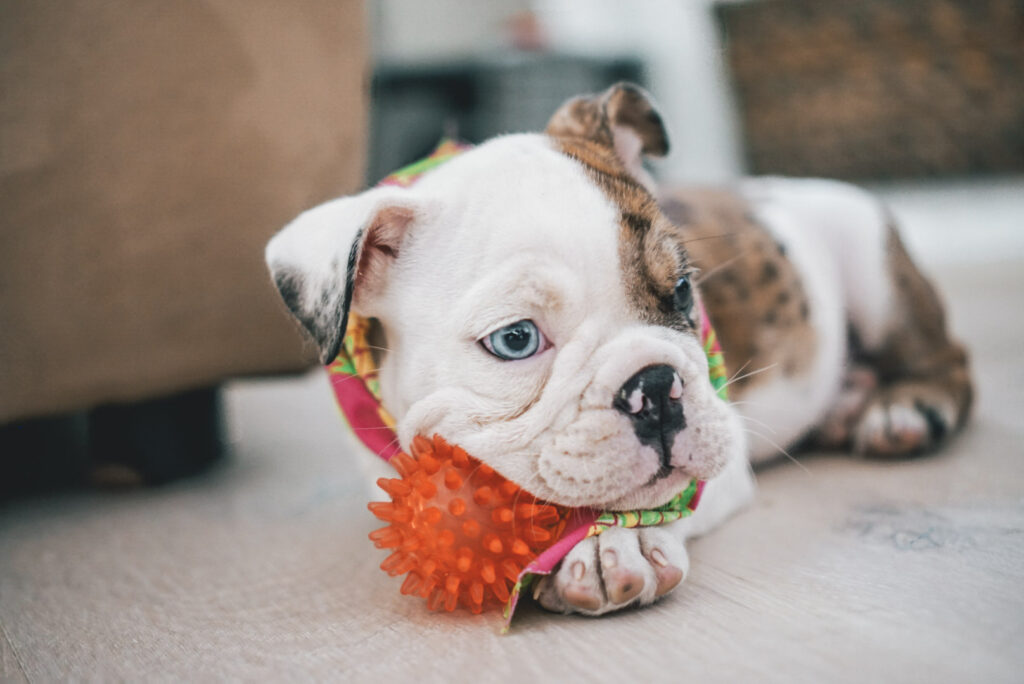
[265,83,972,616]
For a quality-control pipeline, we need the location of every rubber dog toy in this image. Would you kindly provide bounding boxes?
[368,434,571,614]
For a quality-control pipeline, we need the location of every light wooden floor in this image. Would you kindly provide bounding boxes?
[2,183,1022,682]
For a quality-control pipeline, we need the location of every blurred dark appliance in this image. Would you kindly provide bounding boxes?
[369,52,643,183]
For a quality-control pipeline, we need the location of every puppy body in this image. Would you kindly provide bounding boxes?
[266,84,971,616]
[662,178,971,462]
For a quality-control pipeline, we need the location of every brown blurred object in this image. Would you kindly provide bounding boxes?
[506,11,549,52]
[0,0,369,424]
[717,0,1024,179]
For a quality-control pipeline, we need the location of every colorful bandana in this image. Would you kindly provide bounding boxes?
[327,141,729,629]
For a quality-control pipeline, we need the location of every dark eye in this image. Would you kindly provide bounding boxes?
[482,320,546,360]
[674,276,693,314]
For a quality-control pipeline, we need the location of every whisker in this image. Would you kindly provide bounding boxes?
[509,470,548,538]
[376,436,402,462]
[738,413,778,435]
[680,232,739,246]
[741,427,812,476]
[722,363,778,389]
[510,477,529,536]
[694,249,751,286]
[326,374,383,386]
[727,358,753,384]
[726,399,768,408]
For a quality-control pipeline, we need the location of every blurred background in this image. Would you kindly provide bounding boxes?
[2,0,1022,496]
[3,2,1024,679]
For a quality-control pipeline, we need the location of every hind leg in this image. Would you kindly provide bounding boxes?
[810,363,878,450]
[824,204,972,457]
[847,225,972,456]
[747,178,973,457]
[812,359,969,456]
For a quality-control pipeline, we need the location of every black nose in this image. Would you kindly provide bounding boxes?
[613,364,686,458]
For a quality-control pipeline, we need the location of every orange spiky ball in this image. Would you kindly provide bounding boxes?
[368,434,571,613]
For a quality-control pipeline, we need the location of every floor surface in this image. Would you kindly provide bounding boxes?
[2,180,1023,682]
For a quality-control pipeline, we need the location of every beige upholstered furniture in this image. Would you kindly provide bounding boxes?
[1,0,368,423]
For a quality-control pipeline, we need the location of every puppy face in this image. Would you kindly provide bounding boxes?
[267,84,744,511]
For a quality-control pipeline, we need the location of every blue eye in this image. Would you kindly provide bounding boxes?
[674,275,693,315]
[482,320,546,360]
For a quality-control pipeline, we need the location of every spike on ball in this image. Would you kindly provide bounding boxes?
[368,435,571,613]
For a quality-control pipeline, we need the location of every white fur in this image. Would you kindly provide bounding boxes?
[266,187,407,320]
[537,443,754,615]
[266,134,900,616]
[742,178,894,349]
[735,177,896,463]
[299,134,751,511]
[267,134,751,615]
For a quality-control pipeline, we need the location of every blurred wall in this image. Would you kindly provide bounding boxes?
[369,0,746,184]
[536,0,746,183]
[372,0,530,62]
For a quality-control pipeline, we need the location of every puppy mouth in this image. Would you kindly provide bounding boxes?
[642,437,679,486]
[644,464,674,486]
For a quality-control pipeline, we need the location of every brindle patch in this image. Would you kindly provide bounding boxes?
[550,136,819,392]
[553,137,697,334]
[659,187,818,391]
[863,224,973,427]
[545,84,815,391]
[547,83,669,158]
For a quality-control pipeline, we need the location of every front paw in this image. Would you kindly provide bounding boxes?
[534,526,689,616]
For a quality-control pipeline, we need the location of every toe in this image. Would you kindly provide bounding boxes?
[647,547,685,597]
[563,559,604,611]
[857,400,929,456]
[597,527,658,607]
[887,403,928,451]
[639,528,689,600]
[602,542,645,603]
[544,537,606,614]
[562,583,604,612]
[603,565,646,605]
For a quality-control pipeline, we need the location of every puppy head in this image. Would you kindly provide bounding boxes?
[267,83,744,511]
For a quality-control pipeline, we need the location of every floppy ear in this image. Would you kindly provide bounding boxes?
[265,186,418,364]
[546,82,669,189]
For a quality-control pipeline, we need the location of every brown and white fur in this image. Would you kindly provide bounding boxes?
[265,84,972,616]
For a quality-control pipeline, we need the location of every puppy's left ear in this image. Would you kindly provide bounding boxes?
[265,187,420,364]
[546,82,669,189]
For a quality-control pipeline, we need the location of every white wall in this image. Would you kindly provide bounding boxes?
[372,0,530,62]
[534,0,746,182]
[371,0,746,182]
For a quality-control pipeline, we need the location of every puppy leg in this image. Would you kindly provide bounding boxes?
[853,226,972,455]
[831,214,966,456]
[535,453,754,615]
[534,526,686,615]
[755,178,973,456]
[808,364,878,449]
